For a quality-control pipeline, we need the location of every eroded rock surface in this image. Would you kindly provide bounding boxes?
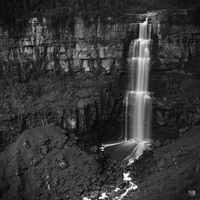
[0,124,103,200]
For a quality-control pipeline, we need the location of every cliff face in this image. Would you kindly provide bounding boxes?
[151,9,200,72]
[150,9,200,141]
[0,16,139,150]
[0,10,200,150]
[0,17,132,74]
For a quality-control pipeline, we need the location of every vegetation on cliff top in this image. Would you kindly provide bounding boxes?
[0,0,131,35]
[0,0,199,36]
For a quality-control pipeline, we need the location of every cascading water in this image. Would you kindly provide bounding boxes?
[125,17,151,142]
[104,17,152,165]
[124,17,152,164]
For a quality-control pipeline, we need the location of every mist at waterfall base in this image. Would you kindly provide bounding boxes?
[104,18,152,165]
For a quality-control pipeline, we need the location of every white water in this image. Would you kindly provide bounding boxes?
[83,171,138,200]
[104,18,152,164]
[123,18,152,164]
[125,18,151,142]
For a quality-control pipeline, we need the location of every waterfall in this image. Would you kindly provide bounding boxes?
[104,18,152,165]
[84,18,153,200]
[125,18,151,143]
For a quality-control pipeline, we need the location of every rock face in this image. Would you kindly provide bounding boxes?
[0,17,131,74]
[150,9,200,72]
[149,9,200,141]
[0,10,200,150]
[0,124,104,200]
[0,17,138,150]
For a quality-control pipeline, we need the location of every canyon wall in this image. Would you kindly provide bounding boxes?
[0,16,139,150]
[150,9,200,141]
[0,10,200,150]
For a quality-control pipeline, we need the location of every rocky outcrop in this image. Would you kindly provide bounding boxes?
[0,124,104,200]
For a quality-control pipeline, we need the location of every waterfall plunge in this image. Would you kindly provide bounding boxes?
[125,18,151,142]
[104,18,152,165]
[124,18,152,164]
